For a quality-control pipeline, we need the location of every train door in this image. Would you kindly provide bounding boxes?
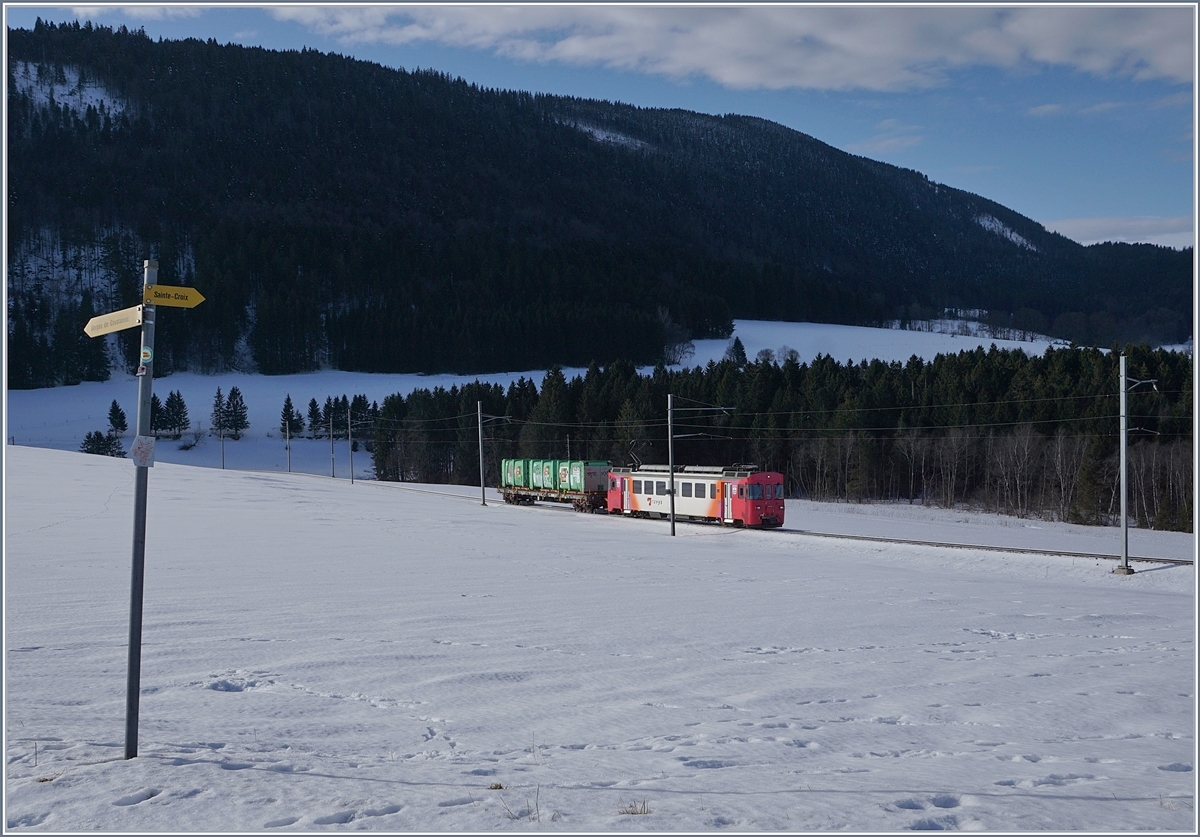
[723,481,733,523]
[622,477,631,513]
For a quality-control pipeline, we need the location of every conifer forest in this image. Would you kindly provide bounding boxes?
[367,345,1192,532]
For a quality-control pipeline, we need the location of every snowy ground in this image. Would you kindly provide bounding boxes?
[4,445,1195,832]
[5,319,1064,480]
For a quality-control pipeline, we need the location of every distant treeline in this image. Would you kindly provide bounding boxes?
[370,344,1193,531]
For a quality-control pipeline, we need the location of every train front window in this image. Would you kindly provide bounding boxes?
[749,484,763,500]
[774,484,784,499]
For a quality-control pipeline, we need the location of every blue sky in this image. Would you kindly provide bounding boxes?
[7,4,1195,248]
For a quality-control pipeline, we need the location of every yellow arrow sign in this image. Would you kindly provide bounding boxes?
[143,284,206,308]
[84,305,143,338]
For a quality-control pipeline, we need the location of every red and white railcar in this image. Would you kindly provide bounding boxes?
[606,465,785,528]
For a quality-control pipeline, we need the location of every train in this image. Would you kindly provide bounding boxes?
[499,459,785,527]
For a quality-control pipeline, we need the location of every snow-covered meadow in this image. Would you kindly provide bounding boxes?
[5,318,1195,831]
[4,443,1196,832]
[5,320,1065,480]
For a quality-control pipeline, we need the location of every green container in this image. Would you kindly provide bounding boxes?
[542,460,555,490]
[512,459,529,488]
[578,461,610,493]
[530,459,544,489]
[556,460,571,491]
[502,459,514,487]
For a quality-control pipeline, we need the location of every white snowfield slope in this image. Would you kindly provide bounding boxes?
[4,446,1196,832]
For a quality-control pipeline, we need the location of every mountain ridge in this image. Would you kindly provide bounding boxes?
[6,19,1191,387]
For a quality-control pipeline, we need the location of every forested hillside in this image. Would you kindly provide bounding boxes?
[7,19,1193,388]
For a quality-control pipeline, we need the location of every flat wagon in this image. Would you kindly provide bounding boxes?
[500,459,610,512]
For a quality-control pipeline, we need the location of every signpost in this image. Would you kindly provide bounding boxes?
[83,261,205,758]
[143,284,205,308]
[83,305,143,338]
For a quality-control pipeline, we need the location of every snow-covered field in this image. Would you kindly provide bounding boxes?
[4,445,1195,831]
[5,319,1064,480]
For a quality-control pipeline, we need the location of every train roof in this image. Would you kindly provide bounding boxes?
[610,465,766,478]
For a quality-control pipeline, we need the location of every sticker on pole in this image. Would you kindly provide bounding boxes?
[130,435,156,468]
[140,347,153,362]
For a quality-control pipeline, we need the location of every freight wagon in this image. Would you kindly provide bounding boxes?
[500,459,610,512]
[606,465,785,527]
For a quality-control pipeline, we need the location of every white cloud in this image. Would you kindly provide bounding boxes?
[1028,103,1063,117]
[1046,216,1194,249]
[71,6,201,21]
[267,6,1194,93]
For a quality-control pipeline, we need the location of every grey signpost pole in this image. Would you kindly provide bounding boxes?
[81,262,202,759]
[668,393,676,536]
[1118,354,1131,574]
[125,259,158,759]
[478,401,487,506]
[348,405,354,484]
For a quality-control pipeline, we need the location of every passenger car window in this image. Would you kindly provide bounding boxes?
[681,482,692,497]
[656,481,667,496]
[633,480,642,494]
[695,483,706,499]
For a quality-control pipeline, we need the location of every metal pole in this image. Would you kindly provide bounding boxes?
[478,400,486,506]
[1116,354,1134,574]
[125,258,157,760]
[286,420,290,473]
[668,393,676,537]
[348,406,354,485]
[330,411,335,478]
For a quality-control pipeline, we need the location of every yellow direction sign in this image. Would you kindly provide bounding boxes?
[144,284,206,308]
[83,305,143,338]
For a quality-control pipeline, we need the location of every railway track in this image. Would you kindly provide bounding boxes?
[766,527,1192,566]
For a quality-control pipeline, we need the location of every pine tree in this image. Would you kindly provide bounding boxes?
[107,399,128,436]
[80,430,108,455]
[350,393,370,436]
[322,396,335,438]
[307,397,322,438]
[724,336,748,367]
[80,429,125,457]
[280,394,304,437]
[211,387,227,438]
[225,386,249,440]
[150,393,167,436]
[338,394,350,439]
[164,390,189,439]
